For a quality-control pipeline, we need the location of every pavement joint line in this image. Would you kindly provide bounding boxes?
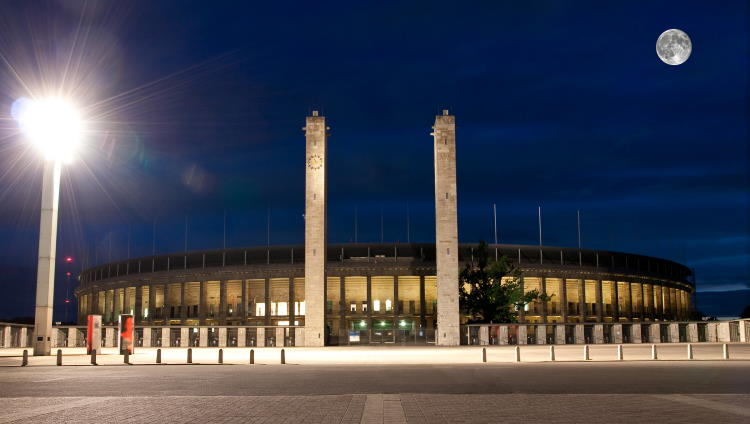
[654,394,750,418]
[0,397,110,423]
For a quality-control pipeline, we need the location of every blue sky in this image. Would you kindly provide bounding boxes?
[0,1,747,320]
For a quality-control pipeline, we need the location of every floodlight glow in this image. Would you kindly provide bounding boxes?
[14,97,83,162]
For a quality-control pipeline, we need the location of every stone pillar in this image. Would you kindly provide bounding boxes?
[295,329,305,346]
[498,326,508,345]
[578,280,586,321]
[669,323,679,342]
[180,283,187,323]
[536,325,546,345]
[419,276,427,329]
[219,280,227,325]
[237,328,246,347]
[257,328,265,347]
[612,282,620,321]
[68,327,78,347]
[199,327,208,347]
[241,280,248,322]
[518,278,526,323]
[540,277,548,323]
[478,326,489,345]
[649,324,661,343]
[594,324,604,344]
[142,328,151,347]
[431,110,460,346]
[575,324,585,344]
[631,324,642,343]
[19,327,28,348]
[180,327,189,347]
[105,327,116,348]
[148,285,156,324]
[707,322,718,342]
[276,327,285,347]
[161,327,169,347]
[740,320,749,343]
[555,325,565,345]
[687,323,698,342]
[135,286,143,324]
[303,111,328,347]
[264,278,271,326]
[612,323,623,343]
[717,322,730,342]
[1,326,10,348]
[218,327,227,347]
[560,278,568,322]
[289,277,295,327]
[199,281,207,325]
[518,325,527,345]
[113,289,120,321]
[595,280,604,322]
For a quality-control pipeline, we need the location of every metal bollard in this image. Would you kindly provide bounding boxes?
[218,348,223,364]
[91,349,97,366]
[583,345,590,361]
[549,345,555,361]
[57,349,63,366]
[124,350,130,365]
[722,344,729,360]
[514,345,520,362]
[651,344,657,360]
[250,349,255,364]
[156,348,162,364]
[187,348,192,364]
[617,345,623,361]
[21,350,28,367]
[281,348,285,364]
[687,343,693,360]
[482,348,486,363]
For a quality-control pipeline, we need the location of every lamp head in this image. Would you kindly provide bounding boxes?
[13,97,83,162]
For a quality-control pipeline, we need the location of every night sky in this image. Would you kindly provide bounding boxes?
[0,1,747,321]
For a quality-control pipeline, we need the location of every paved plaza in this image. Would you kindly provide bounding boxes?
[1,345,749,423]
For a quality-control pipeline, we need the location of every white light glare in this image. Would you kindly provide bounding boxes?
[14,97,83,162]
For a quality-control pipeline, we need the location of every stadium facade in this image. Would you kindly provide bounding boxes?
[74,111,695,347]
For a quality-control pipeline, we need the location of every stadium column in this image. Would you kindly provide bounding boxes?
[612,281,620,321]
[199,280,207,325]
[135,286,143,324]
[595,279,603,322]
[432,110,460,346]
[241,279,247,323]
[560,278,568,322]
[219,280,227,325]
[180,282,187,323]
[578,280,586,321]
[303,110,328,346]
[148,284,156,324]
[541,277,548,323]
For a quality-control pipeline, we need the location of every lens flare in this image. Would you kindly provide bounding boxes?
[14,97,84,162]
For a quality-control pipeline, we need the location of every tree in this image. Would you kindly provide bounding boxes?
[459,241,551,323]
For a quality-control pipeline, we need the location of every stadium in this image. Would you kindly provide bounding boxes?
[72,111,697,347]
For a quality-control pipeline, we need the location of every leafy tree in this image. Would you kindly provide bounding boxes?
[459,241,551,323]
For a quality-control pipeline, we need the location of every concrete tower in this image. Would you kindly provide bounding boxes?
[304,110,327,346]
[432,110,460,346]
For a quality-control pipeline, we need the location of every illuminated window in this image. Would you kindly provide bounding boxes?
[373,299,381,312]
[385,299,392,312]
[255,303,265,317]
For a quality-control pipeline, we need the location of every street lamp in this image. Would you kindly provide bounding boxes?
[14,97,83,356]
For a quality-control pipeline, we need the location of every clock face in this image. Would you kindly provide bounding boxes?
[307,154,323,170]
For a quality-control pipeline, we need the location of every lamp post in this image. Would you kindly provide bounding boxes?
[14,98,83,356]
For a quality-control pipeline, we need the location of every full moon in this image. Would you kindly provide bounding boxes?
[656,29,692,65]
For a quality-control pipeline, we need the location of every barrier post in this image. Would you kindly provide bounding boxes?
[219,348,223,364]
[722,344,729,360]
[156,348,162,364]
[617,345,623,361]
[281,348,286,364]
[583,345,590,361]
[250,349,255,364]
[56,349,62,366]
[687,344,693,360]
[514,345,520,362]
[91,349,97,366]
[124,349,130,365]
[22,350,28,367]
[549,345,555,361]
[482,348,486,363]
[187,348,192,364]
[651,344,657,360]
